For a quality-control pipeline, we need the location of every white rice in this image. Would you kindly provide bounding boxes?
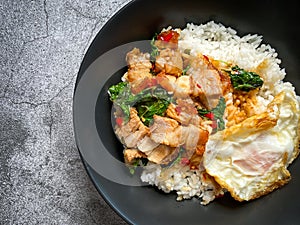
[141,162,224,205]
[140,21,297,205]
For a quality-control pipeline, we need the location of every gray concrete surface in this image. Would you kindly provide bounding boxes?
[0,0,131,224]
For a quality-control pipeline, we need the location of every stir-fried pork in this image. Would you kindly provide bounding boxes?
[137,136,160,153]
[188,55,223,109]
[149,115,180,145]
[114,30,228,169]
[180,124,209,157]
[155,48,183,76]
[173,75,192,98]
[115,108,149,148]
[147,145,179,164]
[124,149,146,164]
[156,72,176,93]
[166,99,202,126]
[150,115,209,157]
[125,48,152,83]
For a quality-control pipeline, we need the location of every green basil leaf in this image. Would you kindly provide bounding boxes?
[226,65,263,92]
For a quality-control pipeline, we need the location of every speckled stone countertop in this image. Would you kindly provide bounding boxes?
[0,0,131,224]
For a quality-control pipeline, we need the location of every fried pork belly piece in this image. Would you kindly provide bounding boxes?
[124,138,179,165]
[166,99,202,126]
[155,72,176,92]
[125,48,152,83]
[135,136,179,165]
[173,75,192,98]
[155,48,183,76]
[137,136,160,153]
[130,76,155,94]
[150,115,208,157]
[187,55,224,109]
[180,125,209,156]
[124,137,179,165]
[124,149,147,164]
[147,145,179,165]
[115,108,149,148]
[149,115,180,145]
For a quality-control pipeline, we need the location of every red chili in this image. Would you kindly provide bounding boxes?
[203,55,209,61]
[181,157,190,166]
[158,32,173,42]
[116,117,123,126]
[175,106,182,115]
[196,83,202,89]
[211,120,217,129]
[204,112,214,120]
[157,30,179,43]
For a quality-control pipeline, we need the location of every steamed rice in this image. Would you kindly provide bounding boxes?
[140,21,298,205]
[141,162,224,205]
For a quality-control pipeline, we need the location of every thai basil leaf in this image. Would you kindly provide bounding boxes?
[198,97,226,132]
[212,97,226,131]
[150,34,159,61]
[135,97,170,126]
[226,65,263,92]
[108,81,128,101]
[108,82,172,124]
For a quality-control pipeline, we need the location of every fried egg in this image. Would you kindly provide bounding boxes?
[203,88,300,201]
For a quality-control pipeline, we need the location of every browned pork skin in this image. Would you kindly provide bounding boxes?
[126,48,153,83]
[155,48,183,76]
[187,55,223,110]
[124,149,147,164]
[166,99,202,126]
[115,108,149,148]
[150,115,209,158]
[147,145,179,164]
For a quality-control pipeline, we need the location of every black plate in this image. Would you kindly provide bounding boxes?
[73,0,300,224]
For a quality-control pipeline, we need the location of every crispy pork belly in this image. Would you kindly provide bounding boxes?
[137,136,160,153]
[155,48,183,76]
[173,75,192,98]
[124,149,147,164]
[125,48,152,83]
[147,145,179,164]
[180,125,209,157]
[156,72,176,93]
[166,99,202,126]
[123,131,148,149]
[150,115,209,157]
[130,76,154,94]
[208,57,232,95]
[149,115,180,145]
[115,108,149,148]
[188,55,223,109]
